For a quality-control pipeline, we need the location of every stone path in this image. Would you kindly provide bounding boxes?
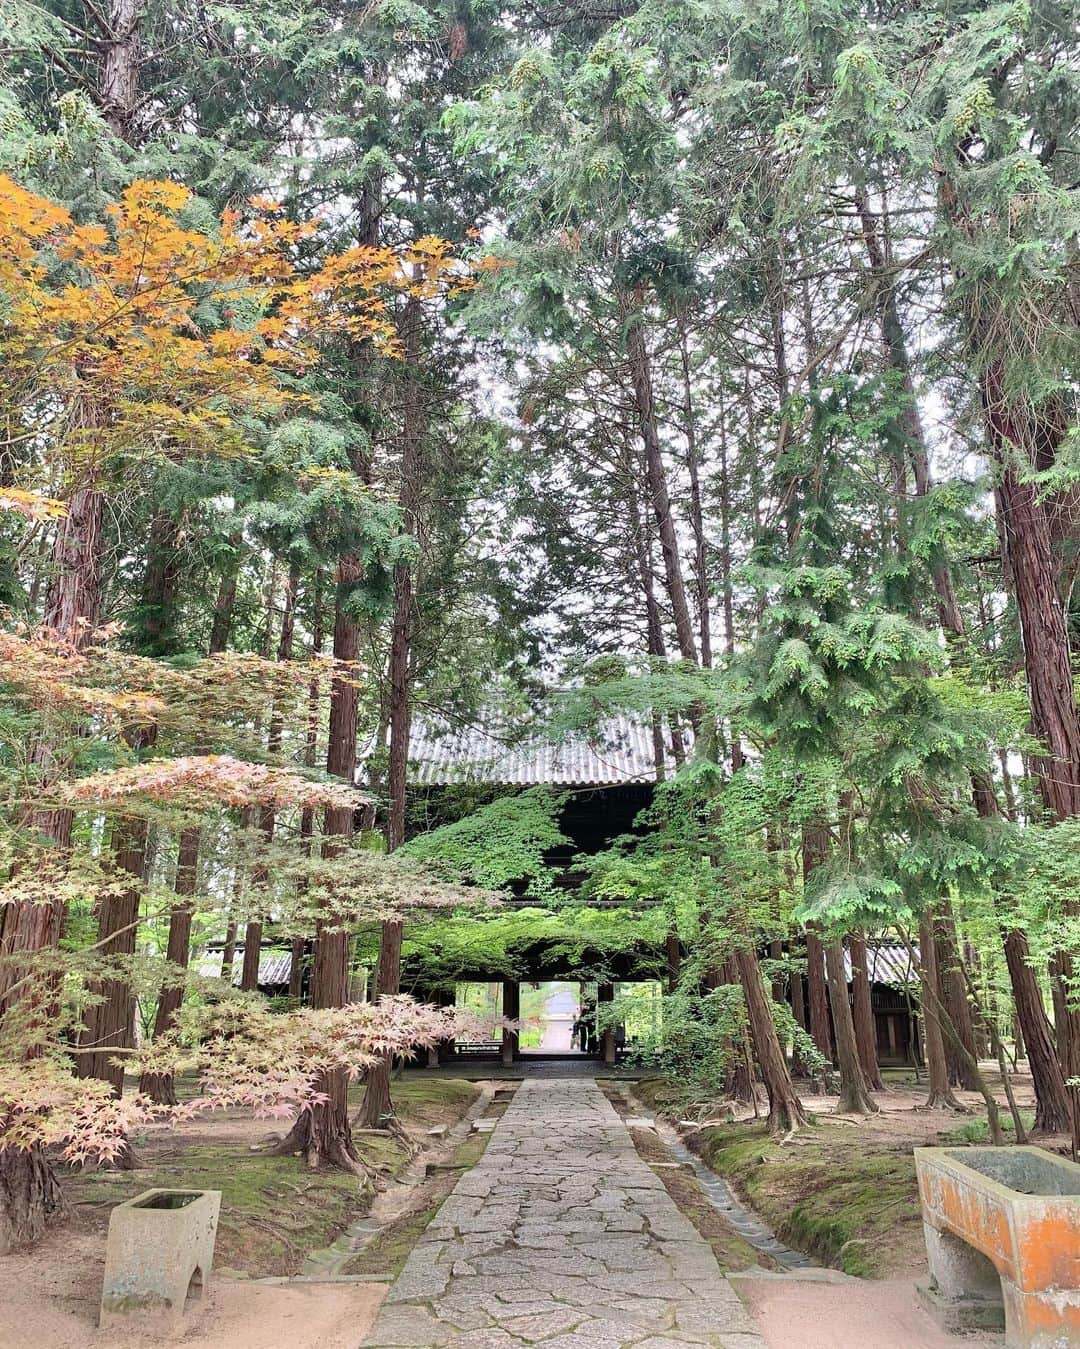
[360,1078,766,1347]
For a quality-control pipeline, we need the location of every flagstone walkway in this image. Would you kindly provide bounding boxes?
[360,1077,767,1348]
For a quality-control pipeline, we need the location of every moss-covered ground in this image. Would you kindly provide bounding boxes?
[62,1077,481,1278]
[633,1078,924,1278]
[344,1129,493,1279]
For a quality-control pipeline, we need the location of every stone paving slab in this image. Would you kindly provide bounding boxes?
[360,1079,765,1347]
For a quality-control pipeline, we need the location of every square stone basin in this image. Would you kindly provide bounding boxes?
[941,1147,1080,1198]
[101,1187,221,1334]
[915,1146,1080,1348]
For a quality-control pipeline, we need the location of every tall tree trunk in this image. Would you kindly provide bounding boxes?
[138,825,198,1105]
[78,513,182,1094]
[240,566,299,995]
[208,531,242,658]
[918,911,963,1109]
[358,920,404,1128]
[629,474,684,975]
[221,919,238,982]
[712,959,755,1104]
[74,816,147,1098]
[1003,929,1071,1134]
[290,572,325,1009]
[790,963,808,1076]
[357,289,424,1131]
[665,931,681,992]
[849,933,884,1090]
[801,826,833,1065]
[625,297,698,664]
[824,940,878,1114]
[936,907,981,1091]
[863,179,1069,1121]
[804,924,832,1063]
[678,319,711,668]
[0,475,104,1246]
[99,0,141,141]
[943,168,1080,1081]
[715,385,744,769]
[992,450,1080,1077]
[275,556,364,1172]
[140,546,236,1103]
[735,948,807,1136]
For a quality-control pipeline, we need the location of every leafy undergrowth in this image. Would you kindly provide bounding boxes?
[63,1077,481,1278]
[947,1112,1035,1145]
[633,1078,923,1279]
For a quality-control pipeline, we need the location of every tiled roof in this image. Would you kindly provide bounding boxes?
[360,709,685,788]
[198,944,292,987]
[843,942,918,989]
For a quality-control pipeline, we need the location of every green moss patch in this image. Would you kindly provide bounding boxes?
[64,1077,481,1279]
[66,1145,363,1277]
[706,1128,921,1277]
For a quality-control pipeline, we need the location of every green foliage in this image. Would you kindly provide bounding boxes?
[402,787,568,899]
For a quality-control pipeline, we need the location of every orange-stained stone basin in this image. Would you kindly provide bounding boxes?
[915,1146,1080,1348]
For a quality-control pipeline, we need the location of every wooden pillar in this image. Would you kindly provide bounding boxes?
[436,986,457,1064]
[501,979,520,1066]
[599,982,615,1066]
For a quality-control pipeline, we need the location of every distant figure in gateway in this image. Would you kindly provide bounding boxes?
[573,1000,598,1055]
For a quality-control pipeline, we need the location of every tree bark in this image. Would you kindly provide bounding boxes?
[869,173,1076,1120]
[992,449,1080,1076]
[936,908,980,1091]
[357,920,403,1128]
[78,509,184,1094]
[735,948,807,1136]
[75,815,147,1096]
[625,297,698,664]
[801,826,833,1064]
[99,0,142,142]
[240,565,298,994]
[139,825,198,1105]
[665,930,681,992]
[849,933,884,1090]
[0,479,103,1245]
[1003,929,1071,1134]
[678,319,711,667]
[357,288,424,1131]
[275,556,364,1172]
[824,940,878,1114]
[713,959,755,1104]
[0,1146,68,1257]
[804,925,832,1063]
[918,912,963,1109]
[208,531,242,659]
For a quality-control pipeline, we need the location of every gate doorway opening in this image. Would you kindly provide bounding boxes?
[520,981,580,1054]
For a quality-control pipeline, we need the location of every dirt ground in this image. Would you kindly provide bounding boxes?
[735,1273,1001,1349]
[0,1250,386,1349]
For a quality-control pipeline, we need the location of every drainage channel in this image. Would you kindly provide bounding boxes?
[615,1086,813,1272]
[654,1120,813,1270]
